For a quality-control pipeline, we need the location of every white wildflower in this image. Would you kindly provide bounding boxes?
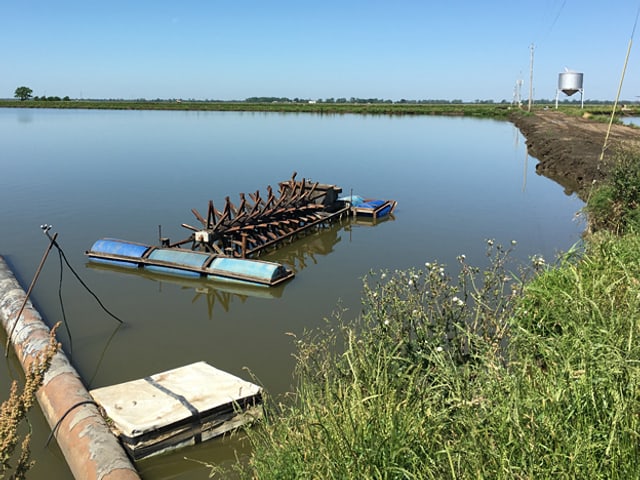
[532,255,546,268]
[452,296,464,307]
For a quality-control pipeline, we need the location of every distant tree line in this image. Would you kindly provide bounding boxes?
[242,97,629,105]
[245,96,492,104]
[14,86,70,101]
[33,95,71,101]
[10,86,640,105]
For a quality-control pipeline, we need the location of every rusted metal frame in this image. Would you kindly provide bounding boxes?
[278,172,298,192]
[215,197,233,229]
[260,190,290,218]
[181,223,200,232]
[225,196,238,218]
[207,200,220,229]
[298,181,319,202]
[191,208,207,227]
[207,241,225,255]
[285,182,305,206]
[246,191,263,217]
[182,176,338,257]
[245,206,349,257]
[248,189,262,207]
[221,194,251,232]
[166,237,193,248]
[262,186,276,211]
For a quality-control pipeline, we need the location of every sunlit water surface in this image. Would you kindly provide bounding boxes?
[0,108,584,478]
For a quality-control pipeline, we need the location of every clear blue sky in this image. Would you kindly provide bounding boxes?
[3,1,639,101]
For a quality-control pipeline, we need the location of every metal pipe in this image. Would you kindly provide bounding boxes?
[0,256,139,480]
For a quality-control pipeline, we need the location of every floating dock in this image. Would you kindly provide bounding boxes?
[89,362,263,461]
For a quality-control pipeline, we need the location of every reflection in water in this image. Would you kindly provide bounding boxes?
[85,322,124,389]
[348,213,396,228]
[86,262,285,319]
[272,219,346,273]
[17,111,34,123]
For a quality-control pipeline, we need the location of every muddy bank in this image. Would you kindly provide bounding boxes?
[511,110,640,199]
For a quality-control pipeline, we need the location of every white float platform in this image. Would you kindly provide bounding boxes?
[89,361,263,460]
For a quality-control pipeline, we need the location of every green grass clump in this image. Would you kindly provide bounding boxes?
[585,149,640,235]
[0,99,515,119]
[230,234,640,479]
[509,232,640,477]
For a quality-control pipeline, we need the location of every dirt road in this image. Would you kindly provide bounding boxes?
[511,110,640,199]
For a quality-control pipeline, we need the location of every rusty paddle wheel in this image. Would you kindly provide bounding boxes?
[170,173,349,258]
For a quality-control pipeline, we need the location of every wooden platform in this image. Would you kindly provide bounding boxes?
[89,362,263,460]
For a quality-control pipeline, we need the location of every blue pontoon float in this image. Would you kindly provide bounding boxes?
[86,238,294,287]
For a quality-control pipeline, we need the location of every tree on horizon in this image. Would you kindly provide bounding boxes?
[14,86,33,101]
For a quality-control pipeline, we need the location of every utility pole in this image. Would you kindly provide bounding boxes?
[528,43,534,112]
[513,78,523,107]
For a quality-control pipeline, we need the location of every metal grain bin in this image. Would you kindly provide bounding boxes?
[558,71,583,96]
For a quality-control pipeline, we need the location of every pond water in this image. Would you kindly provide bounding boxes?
[0,108,584,479]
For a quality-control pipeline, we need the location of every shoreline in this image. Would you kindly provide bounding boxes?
[511,110,640,200]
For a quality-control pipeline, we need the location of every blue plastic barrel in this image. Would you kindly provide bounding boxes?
[90,238,150,259]
[208,257,288,285]
[88,238,150,267]
[146,249,211,277]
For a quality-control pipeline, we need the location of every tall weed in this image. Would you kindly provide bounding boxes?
[585,149,640,234]
[231,233,640,479]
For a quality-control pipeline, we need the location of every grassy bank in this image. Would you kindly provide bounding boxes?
[213,150,640,479]
[3,99,638,122]
[0,99,517,118]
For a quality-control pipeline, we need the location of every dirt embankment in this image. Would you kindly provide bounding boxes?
[511,110,640,199]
